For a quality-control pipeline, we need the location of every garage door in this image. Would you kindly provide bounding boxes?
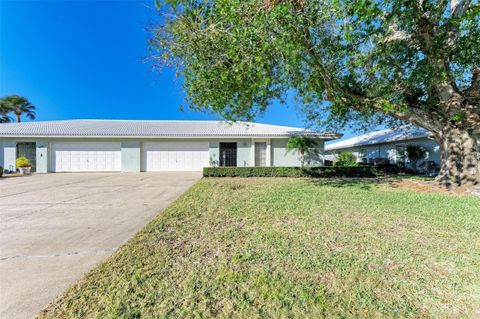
[143,142,209,171]
[51,142,121,172]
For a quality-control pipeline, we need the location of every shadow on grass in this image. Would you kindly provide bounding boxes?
[389,174,436,182]
[307,177,383,190]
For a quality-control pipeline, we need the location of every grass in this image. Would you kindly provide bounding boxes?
[391,174,437,182]
[39,178,480,318]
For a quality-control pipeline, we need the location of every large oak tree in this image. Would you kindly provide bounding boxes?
[152,0,480,186]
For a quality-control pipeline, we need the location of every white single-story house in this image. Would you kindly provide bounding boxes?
[325,126,440,168]
[0,120,339,173]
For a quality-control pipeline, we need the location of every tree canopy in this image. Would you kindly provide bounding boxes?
[151,0,480,185]
[152,0,478,127]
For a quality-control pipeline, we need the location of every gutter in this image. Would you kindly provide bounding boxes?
[0,134,342,140]
[325,134,431,151]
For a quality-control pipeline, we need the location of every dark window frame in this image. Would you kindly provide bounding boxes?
[219,142,237,167]
[16,142,37,172]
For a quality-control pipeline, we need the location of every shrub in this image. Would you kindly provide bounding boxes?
[335,152,358,167]
[16,156,32,168]
[406,144,427,173]
[0,166,3,177]
[371,157,390,165]
[375,163,405,175]
[203,166,377,178]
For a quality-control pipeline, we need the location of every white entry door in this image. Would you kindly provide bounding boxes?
[143,142,209,171]
[51,142,121,172]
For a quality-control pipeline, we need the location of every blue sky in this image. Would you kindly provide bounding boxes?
[0,0,355,141]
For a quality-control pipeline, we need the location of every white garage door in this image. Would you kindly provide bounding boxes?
[51,142,121,172]
[143,142,209,171]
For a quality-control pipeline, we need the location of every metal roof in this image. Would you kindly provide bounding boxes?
[325,126,431,151]
[0,120,340,139]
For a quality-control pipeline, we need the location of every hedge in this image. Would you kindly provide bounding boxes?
[203,166,378,178]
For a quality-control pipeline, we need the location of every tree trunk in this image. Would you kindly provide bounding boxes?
[434,125,480,187]
[16,113,21,123]
[300,150,305,167]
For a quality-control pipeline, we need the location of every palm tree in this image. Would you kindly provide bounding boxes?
[0,95,36,123]
[286,135,319,167]
[0,104,12,123]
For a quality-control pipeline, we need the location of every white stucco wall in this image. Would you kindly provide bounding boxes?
[35,139,49,173]
[0,140,3,170]
[272,138,324,166]
[0,136,329,172]
[2,140,16,172]
[122,141,141,172]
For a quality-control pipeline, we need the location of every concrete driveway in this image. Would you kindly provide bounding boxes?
[0,172,201,319]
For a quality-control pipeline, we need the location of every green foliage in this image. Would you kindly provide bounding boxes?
[406,145,427,162]
[406,144,427,172]
[0,104,12,123]
[0,166,3,177]
[0,95,36,123]
[286,135,319,167]
[449,112,467,123]
[16,156,32,168]
[335,152,358,167]
[203,166,377,178]
[151,0,480,130]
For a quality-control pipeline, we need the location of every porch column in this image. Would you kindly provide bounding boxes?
[266,139,271,167]
[3,141,16,172]
[121,141,141,172]
[36,140,48,173]
[250,138,255,167]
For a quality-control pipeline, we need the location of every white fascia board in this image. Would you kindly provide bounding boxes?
[0,134,340,139]
[325,135,432,151]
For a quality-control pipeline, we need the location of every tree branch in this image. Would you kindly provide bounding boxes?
[298,24,442,133]
[382,22,417,47]
[465,67,480,96]
[451,0,472,17]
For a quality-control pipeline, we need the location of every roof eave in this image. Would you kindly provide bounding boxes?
[0,134,340,139]
[325,134,432,151]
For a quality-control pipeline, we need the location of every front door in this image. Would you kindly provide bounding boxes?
[17,142,36,172]
[219,142,237,167]
[255,142,267,166]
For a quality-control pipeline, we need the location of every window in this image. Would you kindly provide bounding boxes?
[358,147,368,163]
[395,144,406,167]
[254,142,267,166]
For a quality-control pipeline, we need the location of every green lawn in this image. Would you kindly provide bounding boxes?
[40,178,480,318]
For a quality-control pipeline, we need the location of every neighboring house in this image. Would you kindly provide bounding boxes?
[0,120,339,173]
[325,126,440,168]
[0,140,3,168]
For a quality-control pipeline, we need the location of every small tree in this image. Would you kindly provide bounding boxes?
[406,144,426,174]
[16,156,32,168]
[286,135,318,167]
[335,152,358,167]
